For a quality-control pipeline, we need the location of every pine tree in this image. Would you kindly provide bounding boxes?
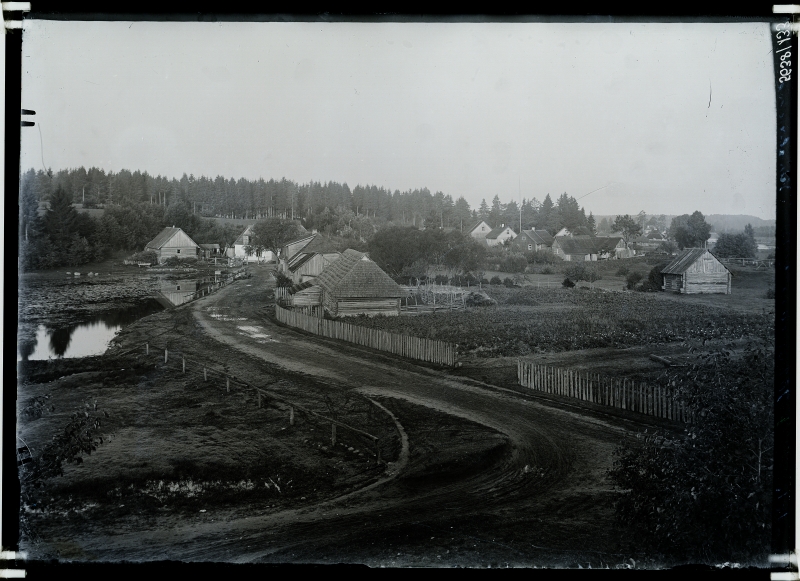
[43,186,79,245]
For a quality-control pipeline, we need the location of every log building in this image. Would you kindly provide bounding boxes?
[660,248,731,294]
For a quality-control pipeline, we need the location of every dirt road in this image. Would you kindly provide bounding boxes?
[62,269,649,567]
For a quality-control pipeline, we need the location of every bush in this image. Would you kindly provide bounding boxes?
[540,266,554,275]
[563,262,602,283]
[127,250,158,265]
[489,275,502,285]
[274,272,293,288]
[434,274,449,284]
[626,272,643,290]
[497,252,528,274]
[503,277,515,287]
[615,265,630,277]
[480,278,489,285]
[562,277,575,288]
[524,249,559,265]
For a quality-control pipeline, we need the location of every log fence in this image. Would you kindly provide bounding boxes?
[517,360,692,423]
[275,303,456,367]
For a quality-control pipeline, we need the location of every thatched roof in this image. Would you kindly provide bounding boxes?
[661,248,728,275]
[146,227,198,249]
[316,249,405,299]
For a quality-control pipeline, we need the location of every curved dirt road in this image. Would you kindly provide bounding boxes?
[76,270,643,567]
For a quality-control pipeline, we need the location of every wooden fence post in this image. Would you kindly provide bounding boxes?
[226,377,230,393]
[182,357,186,374]
[258,391,261,408]
[204,367,207,381]
[331,423,337,446]
[165,349,168,363]
[146,342,149,355]
[289,406,294,426]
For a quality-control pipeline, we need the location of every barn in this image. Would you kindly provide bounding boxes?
[285,235,343,284]
[145,226,200,263]
[315,249,405,317]
[661,248,731,294]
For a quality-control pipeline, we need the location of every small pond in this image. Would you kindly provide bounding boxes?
[17,299,165,361]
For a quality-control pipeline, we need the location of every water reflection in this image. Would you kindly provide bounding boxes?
[156,279,217,307]
[17,299,164,361]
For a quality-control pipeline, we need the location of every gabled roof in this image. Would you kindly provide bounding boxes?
[281,233,316,257]
[146,227,198,249]
[525,230,554,246]
[594,236,625,252]
[297,235,343,255]
[485,226,515,239]
[661,248,729,275]
[553,237,597,256]
[316,249,405,299]
[233,225,254,246]
[287,280,315,295]
[467,220,490,234]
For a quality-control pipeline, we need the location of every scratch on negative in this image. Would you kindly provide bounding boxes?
[708,83,712,108]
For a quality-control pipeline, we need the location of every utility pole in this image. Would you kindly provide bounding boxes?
[519,176,522,233]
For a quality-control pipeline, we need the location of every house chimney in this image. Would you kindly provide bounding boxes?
[501,223,504,228]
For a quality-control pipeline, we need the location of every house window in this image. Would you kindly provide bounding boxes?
[176,285,181,291]
[528,244,532,251]
[177,249,181,254]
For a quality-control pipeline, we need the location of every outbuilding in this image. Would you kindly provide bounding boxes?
[315,249,406,317]
[145,226,200,263]
[661,248,731,294]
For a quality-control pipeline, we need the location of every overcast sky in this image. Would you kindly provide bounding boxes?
[19,20,777,219]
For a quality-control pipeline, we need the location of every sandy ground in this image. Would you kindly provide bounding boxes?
[17,266,698,568]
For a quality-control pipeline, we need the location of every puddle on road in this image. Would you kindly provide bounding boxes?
[206,307,248,322]
[236,325,279,343]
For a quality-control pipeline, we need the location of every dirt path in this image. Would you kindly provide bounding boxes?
[58,269,649,566]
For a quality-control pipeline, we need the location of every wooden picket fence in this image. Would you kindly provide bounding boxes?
[275,303,456,367]
[517,361,691,423]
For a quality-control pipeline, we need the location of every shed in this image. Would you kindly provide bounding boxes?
[661,248,731,294]
[145,226,200,263]
[198,243,221,259]
[315,249,405,317]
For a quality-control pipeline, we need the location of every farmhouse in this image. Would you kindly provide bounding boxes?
[286,235,343,284]
[466,220,492,240]
[509,229,554,252]
[554,226,593,238]
[484,225,517,247]
[226,225,274,263]
[594,236,632,260]
[145,226,200,263]
[661,248,731,294]
[315,249,405,317]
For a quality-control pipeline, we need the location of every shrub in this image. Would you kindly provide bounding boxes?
[498,252,528,274]
[490,275,502,285]
[540,266,554,275]
[274,272,293,288]
[464,291,498,307]
[564,262,601,283]
[615,265,630,277]
[503,277,515,287]
[562,277,575,288]
[524,249,559,265]
[127,250,158,265]
[434,274,449,284]
[626,272,643,290]
[480,278,489,285]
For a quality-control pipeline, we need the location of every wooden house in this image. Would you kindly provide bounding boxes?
[661,248,731,294]
[155,280,198,307]
[554,226,593,238]
[508,229,554,253]
[466,220,492,240]
[286,235,343,284]
[315,249,405,317]
[145,226,200,263]
[551,236,598,261]
[484,225,517,247]
[594,236,631,260]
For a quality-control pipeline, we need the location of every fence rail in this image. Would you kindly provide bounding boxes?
[517,361,691,423]
[719,257,774,268]
[125,340,385,462]
[275,303,456,367]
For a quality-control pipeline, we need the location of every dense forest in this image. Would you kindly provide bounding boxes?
[17,166,604,270]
